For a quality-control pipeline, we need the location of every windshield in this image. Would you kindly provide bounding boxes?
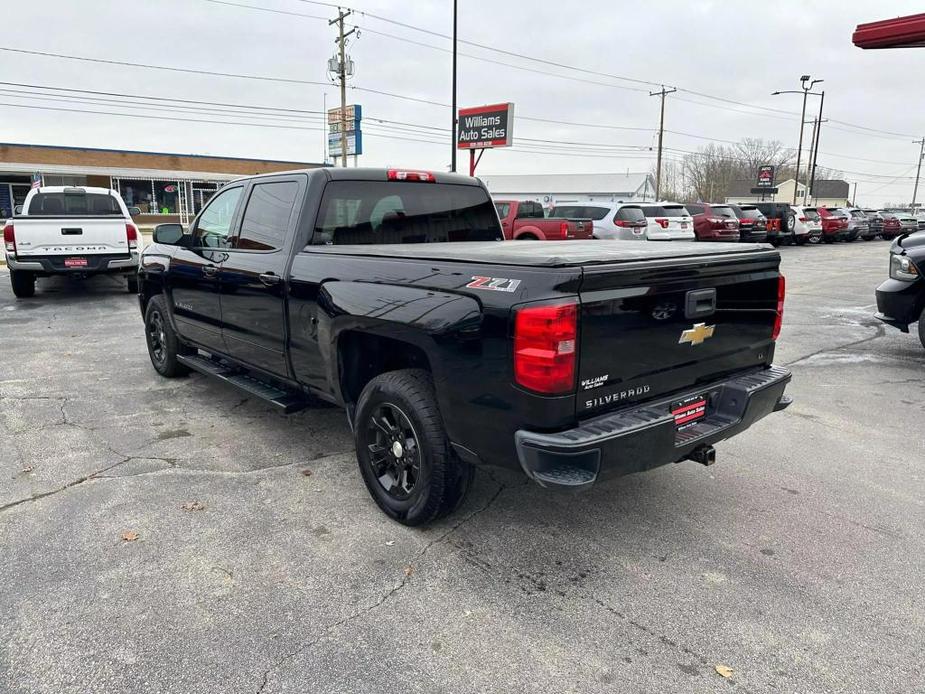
[615,206,646,222]
[737,207,763,220]
[802,209,821,221]
[313,181,502,245]
[640,206,666,217]
[551,206,610,221]
[494,202,510,219]
[27,191,122,216]
[710,206,736,218]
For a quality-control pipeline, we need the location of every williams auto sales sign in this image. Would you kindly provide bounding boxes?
[457,103,514,149]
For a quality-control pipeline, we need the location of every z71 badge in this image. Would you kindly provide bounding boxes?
[466,276,521,292]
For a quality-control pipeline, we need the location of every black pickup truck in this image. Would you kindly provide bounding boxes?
[138,168,792,525]
[875,230,925,347]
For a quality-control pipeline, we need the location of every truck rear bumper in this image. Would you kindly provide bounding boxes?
[514,366,791,490]
[6,253,138,274]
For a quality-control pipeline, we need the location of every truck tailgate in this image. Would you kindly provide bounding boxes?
[577,250,781,416]
[13,218,130,257]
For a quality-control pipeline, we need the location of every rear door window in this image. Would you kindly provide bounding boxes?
[236,181,299,251]
[494,202,511,219]
[312,181,502,245]
[28,191,122,216]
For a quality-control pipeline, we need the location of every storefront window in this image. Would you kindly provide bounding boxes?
[154,181,181,214]
[117,179,155,213]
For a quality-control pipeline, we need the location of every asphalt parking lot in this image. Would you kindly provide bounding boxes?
[1,241,923,693]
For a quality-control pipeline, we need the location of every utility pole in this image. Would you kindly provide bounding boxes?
[808,91,825,205]
[649,85,676,200]
[852,181,858,206]
[804,117,818,205]
[450,0,458,172]
[912,137,925,211]
[329,8,355,167]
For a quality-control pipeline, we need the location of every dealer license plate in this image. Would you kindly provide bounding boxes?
[64,257,88,267]
[671,394,707,429]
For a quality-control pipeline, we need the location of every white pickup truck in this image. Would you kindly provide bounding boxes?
[3,186,140,298]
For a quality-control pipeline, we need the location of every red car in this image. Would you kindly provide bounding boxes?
[684,203,741,242]
[493,200,593,241]
[816,207,850,243]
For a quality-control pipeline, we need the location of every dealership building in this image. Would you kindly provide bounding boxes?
[0,143,322,226]
[479,172,657,210]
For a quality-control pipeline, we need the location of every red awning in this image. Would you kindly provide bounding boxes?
[854,13,925,49]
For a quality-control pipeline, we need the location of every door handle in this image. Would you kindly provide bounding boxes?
[259,272,281,286]
[202,265,218,277]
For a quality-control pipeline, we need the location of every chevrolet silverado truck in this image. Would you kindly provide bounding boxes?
[3,186,140,298]
[493,199,592,241]
[138,168,792,526]
[875,230,925,348]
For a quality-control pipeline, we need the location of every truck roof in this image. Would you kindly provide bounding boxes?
[307,240,776,268]
[232,167,483,187]
[32,186,117,195]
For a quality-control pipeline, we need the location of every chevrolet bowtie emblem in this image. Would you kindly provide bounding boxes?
[679,323,715,346]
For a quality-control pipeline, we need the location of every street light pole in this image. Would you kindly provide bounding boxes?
[772,77,823,205]
[450,0,457,172]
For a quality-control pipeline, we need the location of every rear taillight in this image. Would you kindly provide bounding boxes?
[514,301,578,395]
[772,275,786,341]
[560,221,569,236]
[126,223,138,251]
[655,218,669,229]
[3,223,14,254]
[387,169,435,182]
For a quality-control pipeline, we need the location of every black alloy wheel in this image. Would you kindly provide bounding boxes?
[147,306,168,368]
[365,402,422,501]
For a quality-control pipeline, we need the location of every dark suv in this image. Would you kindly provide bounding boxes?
[684,203,741,242]
[729,204,769,243]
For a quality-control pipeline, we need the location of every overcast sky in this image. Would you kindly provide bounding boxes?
[2,0,924,205]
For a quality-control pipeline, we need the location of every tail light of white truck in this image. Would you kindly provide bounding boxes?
[3,223,14,255]
[772,275,786,341]
[126,223,139,252]
[514,301,578,394]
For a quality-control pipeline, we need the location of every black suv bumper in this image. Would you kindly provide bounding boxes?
[875,277,923,332]
[515,366,791,490]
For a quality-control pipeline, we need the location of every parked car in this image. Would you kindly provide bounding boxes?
[879,212,904,240]
[550,202,648,240]
[875,230,925,348]
[790,206,824,244]
[754,202,796,245]
[685,203,740,242]
[494,200,592,241]
[728,204,768,243]
[138,167,792,525]
[817,207,851,243]
[638,203,696,241]
[914,210,925,231]
[2,185,140,298]
[888,210,920,235]
[845,208,871,241]
[862,209,885,238]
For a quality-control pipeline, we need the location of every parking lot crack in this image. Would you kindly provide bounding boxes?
[0,455,133,514]
[254,481,506,693]
[784,324,886,367]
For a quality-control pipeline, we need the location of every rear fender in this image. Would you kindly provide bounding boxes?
[319,281,483,427]
[514,225,547,240]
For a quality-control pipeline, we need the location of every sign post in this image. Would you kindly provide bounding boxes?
[456,102,514,176]
[327,104,363,164]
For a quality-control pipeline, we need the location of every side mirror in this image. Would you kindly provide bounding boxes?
[128,206,141,217]
[14,205,22,215]
[153,223,184,245]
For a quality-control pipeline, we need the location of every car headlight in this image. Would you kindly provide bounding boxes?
[889,253,920,281]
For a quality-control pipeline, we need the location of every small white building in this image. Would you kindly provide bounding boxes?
[479,172,656,210]
[726,178,851,208]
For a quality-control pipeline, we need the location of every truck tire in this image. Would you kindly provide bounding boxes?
[354,369,474,526]
[144,295,191,377]
[9,269,36,298]
[127,275,139,293]
[918,313,925,350]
